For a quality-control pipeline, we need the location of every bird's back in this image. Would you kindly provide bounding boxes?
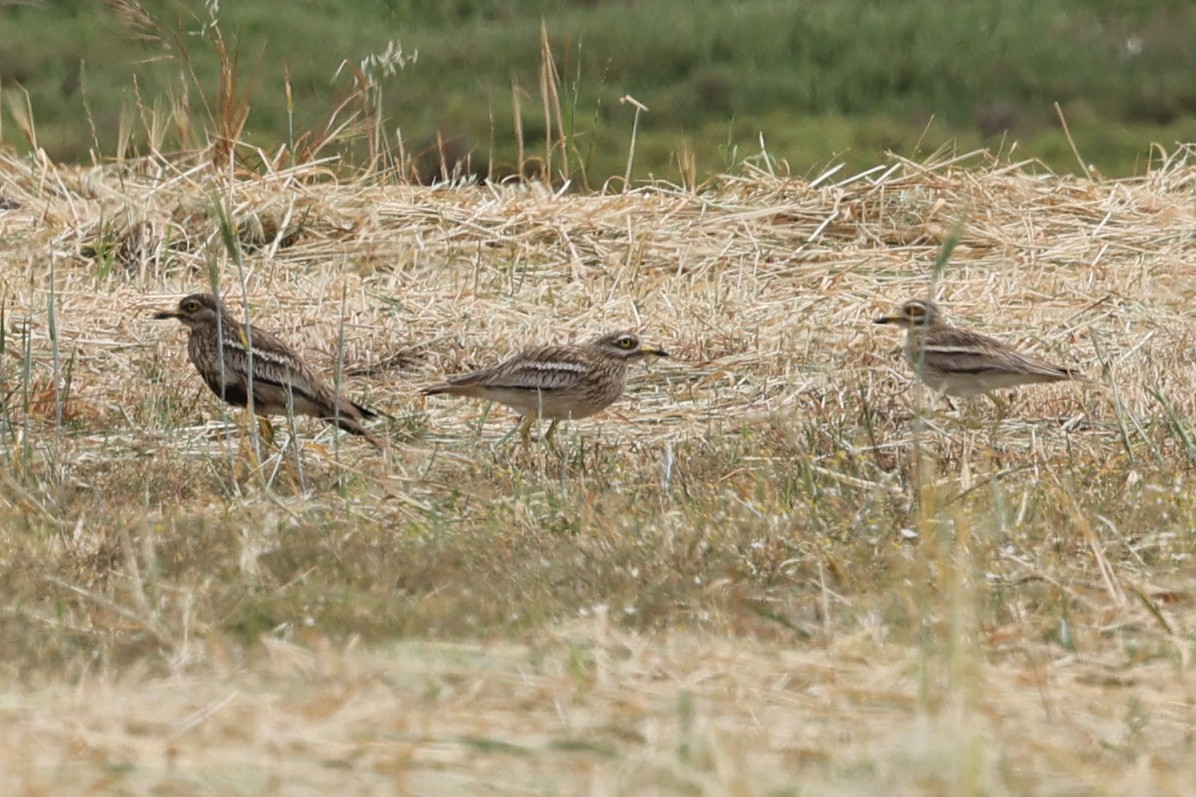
[908,324,1085,396]
[427,344,604,395]
[423,343,629,420]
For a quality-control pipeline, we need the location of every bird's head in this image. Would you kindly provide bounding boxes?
[874,299,943,329]
[590,331,670,361]
[153,293,224,331]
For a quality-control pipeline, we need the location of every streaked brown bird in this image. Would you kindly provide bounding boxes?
[154,292,381,446]
[874,299,1089,398]
[422,330,669,445]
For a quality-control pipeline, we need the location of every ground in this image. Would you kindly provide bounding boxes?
[0,146,1194,793]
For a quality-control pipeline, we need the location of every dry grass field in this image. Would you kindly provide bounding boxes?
[1,145,1195,794]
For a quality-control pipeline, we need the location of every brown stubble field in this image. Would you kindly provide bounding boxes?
[0,147,1195,794]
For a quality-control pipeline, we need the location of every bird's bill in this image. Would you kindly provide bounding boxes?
[153,309,182,320]
[873,314,906,327]
[640,345,669,357]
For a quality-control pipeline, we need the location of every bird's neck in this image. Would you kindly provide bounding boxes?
[903,326,934,357]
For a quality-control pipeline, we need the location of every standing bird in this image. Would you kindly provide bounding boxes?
[154,292,381,447]
[874,299,1089,398]
[422,330,669,446]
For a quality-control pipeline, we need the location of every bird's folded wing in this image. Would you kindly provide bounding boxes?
[455,356,591,391]
[921,330,1070,377]
[216,335,327,405]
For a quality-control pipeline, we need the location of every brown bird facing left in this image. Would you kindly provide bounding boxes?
[422,330,669,446]
[154,292,381,447]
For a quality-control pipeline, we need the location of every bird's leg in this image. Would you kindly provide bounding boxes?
[956,394,1005,452]
[518,416,534,448]
[543,419,561,455]
[234,416,263,475]
[984,393,1009,422]
[257,416,276,447]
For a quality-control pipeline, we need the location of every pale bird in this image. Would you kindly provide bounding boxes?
[874,299,1089,398]
[422,330,669,445]
[154,292,381,446]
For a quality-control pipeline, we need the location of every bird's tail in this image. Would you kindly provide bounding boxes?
[351,399,379,419]
[323,399,383,448]
[326,414,382,449]
[1061,367,1092,383]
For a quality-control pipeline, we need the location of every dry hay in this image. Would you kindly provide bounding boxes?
[3,145,1196,792]
[3,147,1195,458]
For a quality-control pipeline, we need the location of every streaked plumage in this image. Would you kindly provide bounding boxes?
[154,292,381,446]
[423,330,669,445]
[874,299,1088,397]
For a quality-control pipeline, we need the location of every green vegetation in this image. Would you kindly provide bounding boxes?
[2,0,1195,180]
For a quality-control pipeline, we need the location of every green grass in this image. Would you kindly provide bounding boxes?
[3,0,1196,179]
[6,402,1191,670]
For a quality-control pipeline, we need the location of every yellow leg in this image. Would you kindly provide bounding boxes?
[991,392,1009,422]
[543,420,562,455]
[985,393,1009,445]
[257,416,276,446]
[518,416,534,448]
[235,419,264,475]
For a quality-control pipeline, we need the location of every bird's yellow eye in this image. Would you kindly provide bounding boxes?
[616,336,636,349]
[906,304,925,320]
[181,299,201,313]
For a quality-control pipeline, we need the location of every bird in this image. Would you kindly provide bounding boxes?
[873,298,1089,399]
[422,330,669,446]
[153,292,381,447]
